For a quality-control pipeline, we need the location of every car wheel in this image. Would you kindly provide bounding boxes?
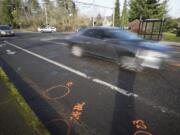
[119,56,143,72]
[71,46,83,57]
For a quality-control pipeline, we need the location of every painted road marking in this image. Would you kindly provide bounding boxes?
[6,49,16,55]
[4,41,137,98]
[0,43,6,48]
[44,40,68,46]
[171,62,180,67]
[168,60,180,67]
[40,37,60,41]
[4,41,180,117]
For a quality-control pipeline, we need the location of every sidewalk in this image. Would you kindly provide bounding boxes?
[0,81,36,135]
[160,41,180,47]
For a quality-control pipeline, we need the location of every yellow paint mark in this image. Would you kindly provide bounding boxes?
[169,61,180,67]
[172,63,180,67]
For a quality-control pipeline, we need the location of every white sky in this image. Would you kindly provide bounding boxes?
[74,0,180,18]
[40,0,180,18]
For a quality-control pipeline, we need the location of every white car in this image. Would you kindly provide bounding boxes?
[38,26,56,33]
[0,25,15,36]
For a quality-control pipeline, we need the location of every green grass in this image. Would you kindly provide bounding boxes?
[163,32,180,42]
[0,68,51,135]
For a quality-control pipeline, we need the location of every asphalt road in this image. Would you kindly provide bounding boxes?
[0,32,180,135]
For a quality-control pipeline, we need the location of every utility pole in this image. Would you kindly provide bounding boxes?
[92,0,95,27]
[44,3,48,25]
[113,0,115,27]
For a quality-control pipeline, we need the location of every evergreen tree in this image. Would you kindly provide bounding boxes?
[129,0,167,21]
[114,0,121,27]
[121,0,128,27]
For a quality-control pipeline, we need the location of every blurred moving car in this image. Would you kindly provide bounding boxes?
[68,27,171,72]
[0,25,15,37]
[38,25,56,33]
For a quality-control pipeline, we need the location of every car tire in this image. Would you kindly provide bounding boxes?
[119,56,143,72]
[71,46,83,57]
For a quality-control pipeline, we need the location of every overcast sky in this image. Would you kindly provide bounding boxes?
[74,0,180,18]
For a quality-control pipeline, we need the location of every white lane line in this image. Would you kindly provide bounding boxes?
[92,78,138,97]
[44,40,68,46]
[4,41,180,117]
[4,41,135,97]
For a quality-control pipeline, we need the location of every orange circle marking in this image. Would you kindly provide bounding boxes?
[48,119,72,135]
[43,85,70,100]
[133,131,152,135]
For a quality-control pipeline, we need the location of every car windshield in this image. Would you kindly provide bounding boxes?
[0,26,11,30]
[110,29,142,40]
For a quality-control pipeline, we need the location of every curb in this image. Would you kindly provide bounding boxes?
[0,67,51,135]
[160,41,180,47]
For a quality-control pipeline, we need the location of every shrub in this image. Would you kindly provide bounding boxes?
[176,28,180,37]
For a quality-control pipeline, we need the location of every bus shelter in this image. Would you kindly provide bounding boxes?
[138,19,165,40]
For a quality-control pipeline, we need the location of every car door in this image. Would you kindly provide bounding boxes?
[78,29,102,54]
[98,30,120,59]
[82,29,119,59]
[83,29,107,55]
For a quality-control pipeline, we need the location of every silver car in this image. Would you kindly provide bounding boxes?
[0,25,15,37]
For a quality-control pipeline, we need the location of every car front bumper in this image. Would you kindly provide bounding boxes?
[136,50,169,69]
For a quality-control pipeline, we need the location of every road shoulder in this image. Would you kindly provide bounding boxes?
[0,67,51,135]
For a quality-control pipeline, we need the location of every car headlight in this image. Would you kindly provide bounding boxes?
[1,31,6,34]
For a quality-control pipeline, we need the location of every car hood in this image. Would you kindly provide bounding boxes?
[0,30,13,32]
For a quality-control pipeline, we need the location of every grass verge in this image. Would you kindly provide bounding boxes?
[0,67,51,135]
[163,32,180,42]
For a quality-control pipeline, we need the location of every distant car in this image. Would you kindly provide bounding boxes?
[0,25,15,37]
[67,26,171,72]
[38,26,56,33]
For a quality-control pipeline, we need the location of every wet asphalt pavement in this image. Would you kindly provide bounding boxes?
[0,32,180,135]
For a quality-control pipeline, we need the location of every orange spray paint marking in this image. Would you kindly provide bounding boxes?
[66,81,74,88]
[70,102,86,121]
[133,131,152,135]
[133,120,147,130]
[42,85,70,100]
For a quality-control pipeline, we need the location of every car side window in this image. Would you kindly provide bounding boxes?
[103,31,114,39]
[93,29,105,39]
[83,29,107,39]
[83,29,95,37]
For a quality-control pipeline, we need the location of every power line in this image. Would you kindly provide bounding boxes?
[74,1,114,9]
